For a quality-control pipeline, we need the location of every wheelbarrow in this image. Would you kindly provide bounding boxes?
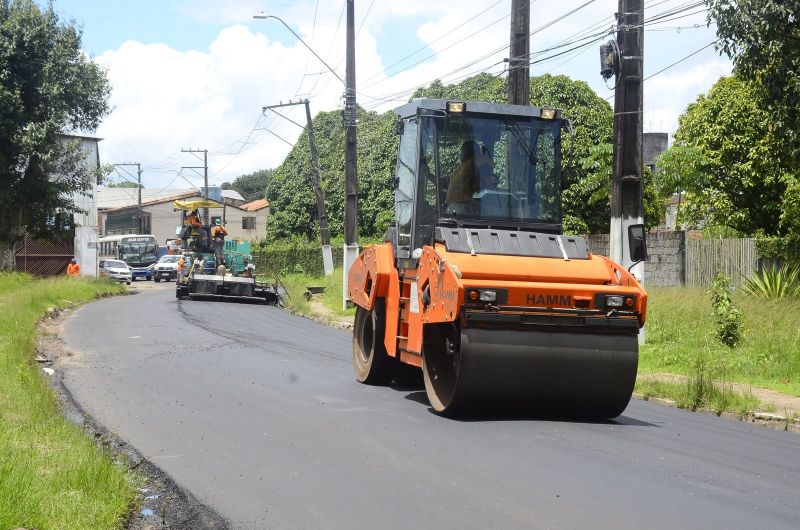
[304,286,328,301]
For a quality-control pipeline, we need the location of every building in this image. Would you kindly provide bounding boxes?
[15,134,102,276]
[97,187,270,246]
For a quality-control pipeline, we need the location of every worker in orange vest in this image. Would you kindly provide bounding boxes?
[66,258,80,277]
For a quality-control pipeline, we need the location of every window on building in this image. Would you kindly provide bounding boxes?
[242,216,256,230]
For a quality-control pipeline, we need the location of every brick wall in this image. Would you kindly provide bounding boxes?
[586,230,685,287]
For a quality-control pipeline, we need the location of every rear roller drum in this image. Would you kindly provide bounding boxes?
[352,299,392,385]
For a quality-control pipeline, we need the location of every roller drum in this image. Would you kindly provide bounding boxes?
[423,327,638,418]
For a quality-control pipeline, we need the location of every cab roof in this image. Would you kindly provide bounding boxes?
[393,99,562,120]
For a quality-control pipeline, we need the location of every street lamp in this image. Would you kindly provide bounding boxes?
[252,13,344,84]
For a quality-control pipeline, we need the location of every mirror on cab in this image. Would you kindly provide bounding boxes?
[628,223,647,263]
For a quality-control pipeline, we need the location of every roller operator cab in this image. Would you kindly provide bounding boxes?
[348,99,648,417]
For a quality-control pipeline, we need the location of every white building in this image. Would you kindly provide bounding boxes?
[66,134,102,277]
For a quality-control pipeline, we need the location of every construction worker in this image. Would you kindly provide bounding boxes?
[445,141,482,215]
[210,219,228,263]
[176,255,186,285]
[66,258,80,277]
[242,258,255,278]
[184,209,208,249]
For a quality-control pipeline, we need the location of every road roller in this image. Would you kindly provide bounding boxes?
[348,99,647,417]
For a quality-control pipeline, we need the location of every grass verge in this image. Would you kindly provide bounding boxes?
[275,267,356,320]
[0,274,137,530]
[635,375,762,417]
[641,287,800,397]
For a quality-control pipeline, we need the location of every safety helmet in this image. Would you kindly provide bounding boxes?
[215,219,222,225]
[70,258,76,263]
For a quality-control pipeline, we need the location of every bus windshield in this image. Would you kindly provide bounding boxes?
[425,113,561,225]
[119,236,158,268]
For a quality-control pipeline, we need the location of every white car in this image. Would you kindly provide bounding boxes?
[99,259,132,284]
[152,254,182,282]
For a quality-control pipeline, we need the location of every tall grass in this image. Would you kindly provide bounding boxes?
[641,287,800,397]
[0,275,136,530]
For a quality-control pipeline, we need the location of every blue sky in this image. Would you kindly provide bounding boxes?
[45,1,731,189]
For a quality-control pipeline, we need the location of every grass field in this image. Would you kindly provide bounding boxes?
[641,287,800,397]
[0,274,136,530]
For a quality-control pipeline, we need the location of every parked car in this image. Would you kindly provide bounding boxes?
[99,259,132,284]
[152,254,183,282]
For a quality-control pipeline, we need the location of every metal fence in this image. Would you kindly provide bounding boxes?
[685,238,757,288]
[15,233,75,277]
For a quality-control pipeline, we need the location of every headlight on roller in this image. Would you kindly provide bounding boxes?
[479,290,497,302]
[606,295,624,307]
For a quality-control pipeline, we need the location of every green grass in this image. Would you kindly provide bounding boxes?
[0,274,137,530]
[641,287,800,397]
[635,376,761,416]
[274,267,356,319]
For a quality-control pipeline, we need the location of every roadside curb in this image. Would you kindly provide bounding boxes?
[38,305,229,530]
[632,393,800,434]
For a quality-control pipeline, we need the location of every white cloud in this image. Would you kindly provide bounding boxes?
[92,0,732,189]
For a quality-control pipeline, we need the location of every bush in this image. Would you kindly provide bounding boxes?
[708,272,742,347]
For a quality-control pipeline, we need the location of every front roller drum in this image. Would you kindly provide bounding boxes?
[423,326,638,418]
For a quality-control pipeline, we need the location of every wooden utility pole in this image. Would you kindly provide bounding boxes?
[610,0,644,276]
[263,100,334,275]
[508,0,530,105]
[343,0,359,306]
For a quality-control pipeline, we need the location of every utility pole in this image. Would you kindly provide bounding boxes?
[113,163,143,234]
[181,148,209,224]
[343,0,359,307]
[508,0,530,105]
[263,100,334,276]
[601,0,645,342]
[609,0,644,276]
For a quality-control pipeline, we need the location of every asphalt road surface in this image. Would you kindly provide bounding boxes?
[60,286,800,529]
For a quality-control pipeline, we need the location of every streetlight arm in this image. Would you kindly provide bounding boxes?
[253,13,344,84]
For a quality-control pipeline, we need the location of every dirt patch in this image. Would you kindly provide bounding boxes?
[37,313,228,530]
[308,299,355,327]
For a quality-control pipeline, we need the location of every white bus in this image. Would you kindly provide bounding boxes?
[98,234,159,281]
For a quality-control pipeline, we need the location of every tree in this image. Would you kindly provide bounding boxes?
[707,1,800,165]
[221,169,272,202]
[0,0,110,269]
[664,75,788,235]
[107,181,141,189]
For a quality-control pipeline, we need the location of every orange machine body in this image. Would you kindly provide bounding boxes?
[348,241,647,369]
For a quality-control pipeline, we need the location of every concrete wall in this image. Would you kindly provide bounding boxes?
[71,137,100,276]
[586,230,685,287]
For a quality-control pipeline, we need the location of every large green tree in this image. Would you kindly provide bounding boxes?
[707,0,800,164]
[658,75,788,235]
[221,169,272,202]
[0,0,110,268]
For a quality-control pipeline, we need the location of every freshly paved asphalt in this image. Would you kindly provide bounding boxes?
[60,286,800,529]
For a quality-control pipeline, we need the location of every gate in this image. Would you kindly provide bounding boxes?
[685,238,757,288]
[15,233,75,277]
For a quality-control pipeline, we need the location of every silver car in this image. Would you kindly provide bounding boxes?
[152,254,182,282]
[100,259,132,285]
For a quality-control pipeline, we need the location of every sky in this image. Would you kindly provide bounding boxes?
[47,0,731,190]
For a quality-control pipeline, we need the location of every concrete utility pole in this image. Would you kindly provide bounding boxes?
[181,148,209,225]
[508,0,530,105]
[342,0,359,307]
[263,100,334,276]
[609,0,644,278]
[113,163,143,234]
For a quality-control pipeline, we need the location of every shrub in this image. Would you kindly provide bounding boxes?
[708,272,742,347]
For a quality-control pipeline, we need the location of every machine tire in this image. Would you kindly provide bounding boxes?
[154,277,161,283]
[353,299,392,385]
[126,281,131,285]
